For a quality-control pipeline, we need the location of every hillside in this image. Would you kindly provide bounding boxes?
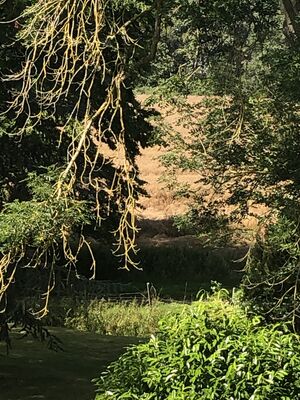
[135,95,267,248]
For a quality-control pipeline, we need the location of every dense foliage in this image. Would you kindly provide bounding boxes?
[139,0,279,90]
[0,0,166,348]
[148,1,300,327]
[94,295,300,399]
[243,216,300,330]
[0,0,163,323]
[1,0,300,348]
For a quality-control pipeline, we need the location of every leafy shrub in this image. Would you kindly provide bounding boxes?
[94,295,300,399]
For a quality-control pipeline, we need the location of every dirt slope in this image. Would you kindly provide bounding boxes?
[135,94,267,246]
[136,94,198,221]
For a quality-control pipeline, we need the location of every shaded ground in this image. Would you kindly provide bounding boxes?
[0,328,140,400]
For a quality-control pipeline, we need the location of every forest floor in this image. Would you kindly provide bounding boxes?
[0,328,140,400]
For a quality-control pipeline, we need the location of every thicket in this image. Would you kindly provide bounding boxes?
[1,0,300,351]
[94,293,300,399]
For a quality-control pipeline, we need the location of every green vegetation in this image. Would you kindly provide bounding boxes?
[0,0,157,326]
[75,241,243,291]
[145,0,300,328]
[1,0,299,331]
[94,294,300,400]
[1,1,300,399]
[243,216,300,329]
[45,298,186,337]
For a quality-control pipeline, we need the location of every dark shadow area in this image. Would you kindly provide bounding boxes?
[74,217,248,299]
[0,328,140,400]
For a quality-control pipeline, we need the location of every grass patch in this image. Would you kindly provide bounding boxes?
[45,298,186,337]
[0,327,140,400]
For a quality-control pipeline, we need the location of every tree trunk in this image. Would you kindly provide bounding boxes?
[281,0,300,39]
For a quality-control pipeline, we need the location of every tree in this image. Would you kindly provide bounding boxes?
[139,0,279,92]
[281,0,300,39]
[152,1,300,328]
[0,0,166,341]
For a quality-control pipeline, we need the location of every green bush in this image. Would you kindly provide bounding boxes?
[94,294,300,399]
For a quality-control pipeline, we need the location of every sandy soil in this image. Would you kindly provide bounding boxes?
[136,94,199,221]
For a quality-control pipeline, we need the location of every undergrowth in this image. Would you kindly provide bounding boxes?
[94,292,300,399]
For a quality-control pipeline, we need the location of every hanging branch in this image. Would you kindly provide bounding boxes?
[0,0,160,317]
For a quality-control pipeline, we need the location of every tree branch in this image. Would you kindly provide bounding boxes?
[136,0,163,68]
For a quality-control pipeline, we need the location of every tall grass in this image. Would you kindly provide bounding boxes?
[76,242,245,289]
[45,297,186,337]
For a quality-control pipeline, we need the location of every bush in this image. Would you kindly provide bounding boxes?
[94,294,300,399]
